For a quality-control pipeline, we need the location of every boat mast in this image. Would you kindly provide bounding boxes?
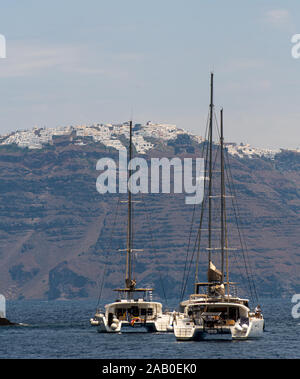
[220,108,225,283]
[220,109,230,296]
[208,72,214,267]
[125,120,134,291]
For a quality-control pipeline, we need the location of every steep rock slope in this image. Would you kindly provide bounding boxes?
[0,142,299,300]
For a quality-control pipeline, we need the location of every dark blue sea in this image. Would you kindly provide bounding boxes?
[0,297,299,359]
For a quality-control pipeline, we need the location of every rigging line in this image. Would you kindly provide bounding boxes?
[194,118,211,281]
[139,191,169,307]
[180,221,201,302]
[194,181,208,292]
[192,141,212,292]
[214,121,227,277]
[180,207,202,302]
[131,196,136,280]
[223,158,255,301]
[180,195,207,302]
[179,115,210,301]
[209,178,242,296]
[213,110,221,140]
[179,111,209,300]
[179,113,210,301]
[180,141,221,301]
[179,201,196,300]
[220,170,245,291]
[96,197,121,308]
[224,150,258,303]
[180,141,221,300]
[225,151,258,302]
[226,156,259,303]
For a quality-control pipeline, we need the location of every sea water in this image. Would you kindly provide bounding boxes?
[0,297,298,359]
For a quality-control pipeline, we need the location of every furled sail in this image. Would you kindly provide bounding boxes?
[207,261,222,282]
[126,278,137,290]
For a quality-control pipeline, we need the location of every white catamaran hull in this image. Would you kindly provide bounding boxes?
[174,299,264,341]
[97,313,174,333]
[174,317,264,341]
[174,324,232,341]
[231,317,264,339]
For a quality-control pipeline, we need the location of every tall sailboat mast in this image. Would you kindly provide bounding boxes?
[96,120,172,333]
[208,72,214,265]
[220,108,225,283]
[206,74,225,290]
[125,120,134,291]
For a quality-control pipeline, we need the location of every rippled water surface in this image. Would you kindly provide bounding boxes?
[0,298,299,359]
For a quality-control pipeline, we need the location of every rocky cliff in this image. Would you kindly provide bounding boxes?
[0,139,299,301]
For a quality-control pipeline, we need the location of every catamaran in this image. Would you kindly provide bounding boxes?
[91,120,174,333]
[174,74,264,341]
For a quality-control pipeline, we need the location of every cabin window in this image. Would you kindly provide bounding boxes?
[116,308,126,317]
[147,308,153,316]
[229,307,239,321]
[141,309,146,316]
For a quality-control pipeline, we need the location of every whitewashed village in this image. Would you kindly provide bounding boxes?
[0,121,297,158]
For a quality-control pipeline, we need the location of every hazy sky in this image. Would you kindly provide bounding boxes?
[0,0,299,149]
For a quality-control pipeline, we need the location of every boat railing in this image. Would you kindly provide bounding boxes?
[190,294,208,300]
[228,284,238,297]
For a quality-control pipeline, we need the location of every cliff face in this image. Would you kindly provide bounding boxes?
[0,141,299,300]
